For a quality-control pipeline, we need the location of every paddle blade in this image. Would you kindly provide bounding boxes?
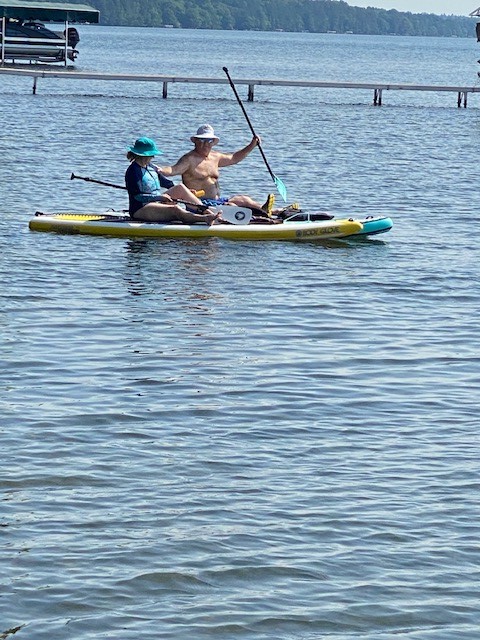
[215,206,252,225]
[274,175,288,202]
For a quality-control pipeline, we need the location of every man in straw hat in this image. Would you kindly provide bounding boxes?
[158,124,275,216]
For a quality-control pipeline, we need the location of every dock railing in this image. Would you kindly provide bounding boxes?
[0,67,479,107]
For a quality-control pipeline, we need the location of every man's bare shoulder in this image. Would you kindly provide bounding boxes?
[176,150,196,163]
[210,149,231,162]
[169,149,198,171]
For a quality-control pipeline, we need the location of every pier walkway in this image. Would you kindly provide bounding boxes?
[1,67,480,107]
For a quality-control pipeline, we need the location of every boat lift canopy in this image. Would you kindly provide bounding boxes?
[0,1,99,23]
[470,7,480,42]
[0,1,99,66]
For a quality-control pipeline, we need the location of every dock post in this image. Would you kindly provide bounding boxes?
[457,91,467,108]
[248,84,254,102]
[1,17,5,65]
[162,81,168,99]
[373,88,382,106]
[33,77,37,95]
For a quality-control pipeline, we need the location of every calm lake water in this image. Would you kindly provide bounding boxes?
[2,26,480,640]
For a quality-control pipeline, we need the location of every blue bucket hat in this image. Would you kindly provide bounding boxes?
[128,136,163,157]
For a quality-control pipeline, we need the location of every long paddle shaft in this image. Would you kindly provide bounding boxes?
[71,172,126,190]
[222,66,287,202]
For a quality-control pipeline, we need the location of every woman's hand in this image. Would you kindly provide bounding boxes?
[153,194,173,203]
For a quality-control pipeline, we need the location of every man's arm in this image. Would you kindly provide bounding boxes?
[156,153,192,177]
[218,136,259,167]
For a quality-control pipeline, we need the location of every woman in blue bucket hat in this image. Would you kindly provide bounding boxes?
[125,136,220,224]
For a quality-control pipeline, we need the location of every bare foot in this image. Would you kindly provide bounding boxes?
[205,212,221,225]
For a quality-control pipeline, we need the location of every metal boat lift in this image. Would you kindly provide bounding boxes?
[470,6,480,78]
[471,6,480,37]
[0,1,99,66]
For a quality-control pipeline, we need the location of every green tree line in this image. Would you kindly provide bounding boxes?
[80,0,474,37]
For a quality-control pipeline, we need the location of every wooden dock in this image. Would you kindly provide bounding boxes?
[0,67,479,107]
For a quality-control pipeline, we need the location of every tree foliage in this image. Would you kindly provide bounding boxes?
[80,0,474,37]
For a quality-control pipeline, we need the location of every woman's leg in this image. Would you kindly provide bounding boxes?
[166,184,204,205]
[132,203,183,222]
[176,209,220,225]
[133,203,219,225]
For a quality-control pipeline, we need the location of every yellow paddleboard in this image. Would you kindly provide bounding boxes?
[29,213,363,241]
